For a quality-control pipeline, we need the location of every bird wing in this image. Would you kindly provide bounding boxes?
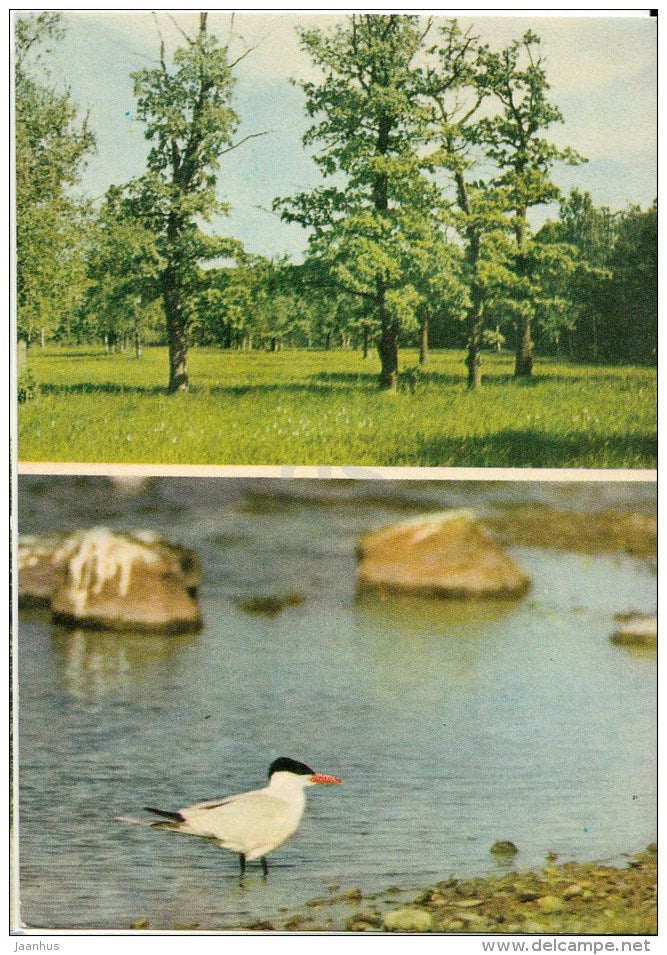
[179,789,297,853]
[183,794,240,812]
[182,787,274,822]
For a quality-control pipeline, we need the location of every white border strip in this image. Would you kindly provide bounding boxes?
[17,461,657,482]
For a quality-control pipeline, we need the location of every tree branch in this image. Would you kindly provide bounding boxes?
[151,12,167,73]
[229,42,261,69]
[167,13,195,46]
[218,129,270,155]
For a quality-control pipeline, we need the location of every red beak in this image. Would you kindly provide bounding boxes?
[310,773,342,785]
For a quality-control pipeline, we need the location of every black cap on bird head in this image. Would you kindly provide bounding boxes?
[268,757,315,778]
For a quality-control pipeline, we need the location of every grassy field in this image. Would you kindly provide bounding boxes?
[17,346,656,468]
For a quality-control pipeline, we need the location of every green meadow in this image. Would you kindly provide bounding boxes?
[17,346,656,468]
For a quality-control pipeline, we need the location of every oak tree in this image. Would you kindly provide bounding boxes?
[130,13,254,391]
[15,12,95,346]
[477,31,585,377]
[276,14,439,390]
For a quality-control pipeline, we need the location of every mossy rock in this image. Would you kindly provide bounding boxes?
[490,840,519,857]
[611,616,657,649]
[237,592,305,617]
[383,907,433,933]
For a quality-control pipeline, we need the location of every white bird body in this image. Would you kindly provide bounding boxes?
[133,757,341,875]
[162,773,308,860]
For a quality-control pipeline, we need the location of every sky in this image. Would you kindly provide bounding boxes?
[20,10,657,261]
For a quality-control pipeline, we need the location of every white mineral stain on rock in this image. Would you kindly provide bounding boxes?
[19,528,202,634]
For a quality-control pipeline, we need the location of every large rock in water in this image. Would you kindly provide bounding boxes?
[19,529,202,633]
[356,510,530,599]
[611,615,657,649]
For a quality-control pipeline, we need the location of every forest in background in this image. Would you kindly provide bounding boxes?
[15,12,657,394]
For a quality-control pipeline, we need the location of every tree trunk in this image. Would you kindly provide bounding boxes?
[324,331,331,350]
[465,321,482,388]
[454,170,486,389]
[378,326,398,390]
[590,312,599,362]
[419,307,429,365]
[362,324,370,359]
[167,322,188,391]
[104,333,109,354]
[513,208,533,378]
[40,327,45,348]
[134,326,142,358]
[465,280,484,389]
[515,312,533,378]
[163,268,189,392]
[376,276,398,390]
[373,111,398,390]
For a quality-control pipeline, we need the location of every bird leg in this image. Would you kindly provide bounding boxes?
[261,856,268,878]
[238,853,246,879]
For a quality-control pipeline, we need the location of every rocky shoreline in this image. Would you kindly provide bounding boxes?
[238,846,657,934]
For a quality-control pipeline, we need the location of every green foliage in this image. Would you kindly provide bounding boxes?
[125,14,243,390]
[17,369,36,403]
[16,12,654,387]
[536,192,656,363]
[482,327,505,350]
[477,31,586,207]
[276,15,451,387]
[602,203,657,364]
[474,32,586,375]
[85,187,164,348]
[14,12,95,344]
[18,346,656,468]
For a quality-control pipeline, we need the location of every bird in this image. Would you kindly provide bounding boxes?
[137,757,342,877]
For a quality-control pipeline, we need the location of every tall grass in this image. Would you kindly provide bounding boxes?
[17,346,656,468]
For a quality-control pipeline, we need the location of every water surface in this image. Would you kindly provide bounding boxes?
[16,477,656,929]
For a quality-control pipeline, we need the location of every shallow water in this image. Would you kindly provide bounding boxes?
[16,477,656,930]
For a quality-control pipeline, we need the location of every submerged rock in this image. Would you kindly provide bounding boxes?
[491,840,519,857]
[486,507,656,559]
[19,528,202,634]
[237,592,305,618]
[611,615,657,649]
[356,511,530,599]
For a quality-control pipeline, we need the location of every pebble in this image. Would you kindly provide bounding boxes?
[563,884,584,899]
[346,913,382,932]
[341,887,363,903]
[518,890,540,902]
[383,908,433,933]
[536,895,565,913]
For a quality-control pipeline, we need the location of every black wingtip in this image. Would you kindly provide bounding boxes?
[144,806,183,822]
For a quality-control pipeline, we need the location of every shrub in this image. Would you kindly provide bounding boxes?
[17,369,36,403]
